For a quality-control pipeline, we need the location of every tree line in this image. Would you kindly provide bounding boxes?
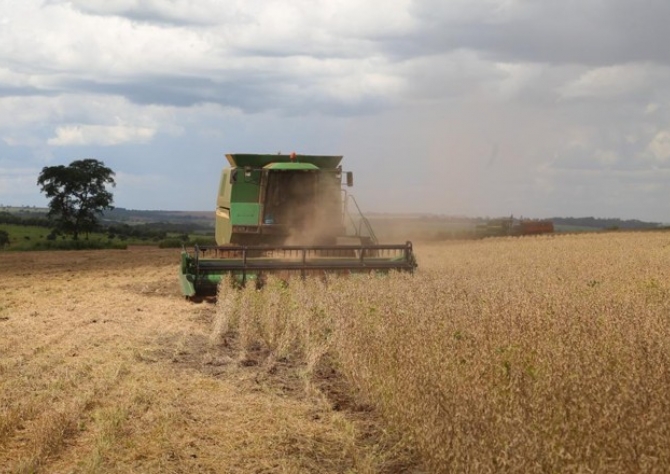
[0,212,52,228]
[549,216,662,230]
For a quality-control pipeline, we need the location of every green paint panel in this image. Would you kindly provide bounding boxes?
[230,175,261,203]
[231,203,260,225]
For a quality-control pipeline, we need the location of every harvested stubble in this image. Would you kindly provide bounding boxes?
[214,232,670,473]
[0,248,409,473]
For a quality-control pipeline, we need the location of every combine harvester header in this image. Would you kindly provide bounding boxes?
[180,153,417,298]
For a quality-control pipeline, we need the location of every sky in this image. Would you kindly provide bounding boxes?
[1,0,670,221]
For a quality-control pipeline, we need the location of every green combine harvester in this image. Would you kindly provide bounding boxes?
[179,153,417,298]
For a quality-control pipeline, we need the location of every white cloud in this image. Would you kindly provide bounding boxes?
[47,124,156,146]
[559,64,659,100]
[63,0,230,24]
[593,149,620,166]
[645,103,660,115]
[0,2,216,79]
[0,67,30,87]
[0,167,41,198]
[64,0,418,40]
[415,0,524,25]
[400,50,501,101]
[0,94,180,146]
[646,131,670,163]
[492,62,544,100]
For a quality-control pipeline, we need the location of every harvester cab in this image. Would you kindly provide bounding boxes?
[179,153,417,298]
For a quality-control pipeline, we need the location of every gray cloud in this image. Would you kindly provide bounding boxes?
[0,85,55,98]
[406,0,670,66]
[47,0,231,26]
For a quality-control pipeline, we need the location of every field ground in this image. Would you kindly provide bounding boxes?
[2,234,670,472]
[0,248,413,473]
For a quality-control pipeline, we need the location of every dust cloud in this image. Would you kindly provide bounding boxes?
[282,190,344,246]
[264,170,348,246]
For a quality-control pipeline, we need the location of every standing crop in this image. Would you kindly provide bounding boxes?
[214,233,670,473]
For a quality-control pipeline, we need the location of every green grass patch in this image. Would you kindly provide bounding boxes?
[0,224,127,251]
[1,224,215,251]
[0,224,51,245]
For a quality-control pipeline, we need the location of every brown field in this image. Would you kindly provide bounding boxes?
[2,233,670,473]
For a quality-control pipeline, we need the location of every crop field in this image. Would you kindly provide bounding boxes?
[2,233,670,473]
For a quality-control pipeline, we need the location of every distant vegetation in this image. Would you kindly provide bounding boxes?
[1,205,666,250]
[102,207,214,228]
[0,210,51,228]
[549,216,661,230]
[369,214,663,242]
[0,208,215,251]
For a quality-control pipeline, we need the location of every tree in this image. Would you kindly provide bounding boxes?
[37,159,116,240]
[0,229,9,248]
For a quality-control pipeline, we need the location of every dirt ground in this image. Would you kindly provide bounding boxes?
[0,247,408,473]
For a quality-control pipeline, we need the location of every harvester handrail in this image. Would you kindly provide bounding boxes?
[343,193,379,244]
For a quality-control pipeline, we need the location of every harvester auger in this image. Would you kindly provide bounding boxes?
[179,153,417,299]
